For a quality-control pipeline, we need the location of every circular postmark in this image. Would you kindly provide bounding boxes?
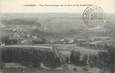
[82,5,104,28]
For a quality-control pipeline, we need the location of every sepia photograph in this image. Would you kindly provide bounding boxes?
[0,0,115,73]
[0,12,115,73]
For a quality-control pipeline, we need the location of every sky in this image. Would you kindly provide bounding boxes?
[0,0,115,14]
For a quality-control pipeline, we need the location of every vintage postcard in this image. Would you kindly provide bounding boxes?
[0,0,115,73]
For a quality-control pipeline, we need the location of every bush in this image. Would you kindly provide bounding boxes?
[70,50,81,65]
[1,47,62,68]
[0,35,18,45]
[92,45,115,73]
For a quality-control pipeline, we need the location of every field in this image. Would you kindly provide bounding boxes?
[2,68,65,73]
[0,44,109,73]
[1,66,102,73]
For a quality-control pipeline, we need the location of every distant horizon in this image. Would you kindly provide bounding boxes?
[0,13,115,33]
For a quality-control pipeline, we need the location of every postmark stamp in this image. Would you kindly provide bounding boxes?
[82,5,104,28]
